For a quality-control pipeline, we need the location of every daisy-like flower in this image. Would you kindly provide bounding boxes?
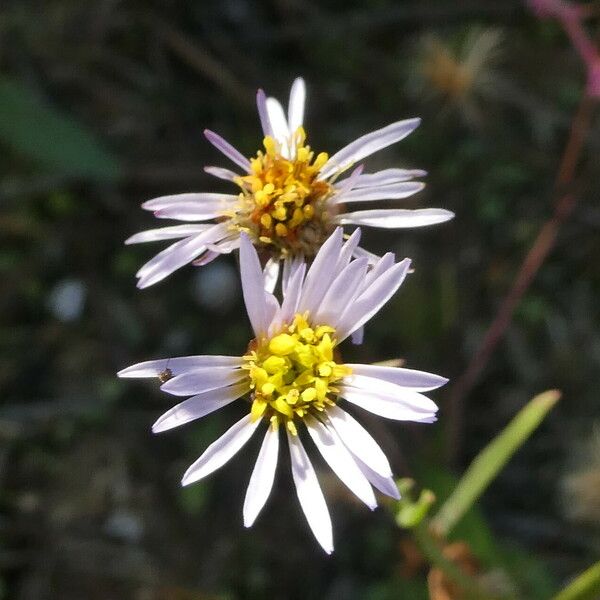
[127,77,454,289]
[119,228,447,552]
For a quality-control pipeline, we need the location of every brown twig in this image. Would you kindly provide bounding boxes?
[446,92,596,464]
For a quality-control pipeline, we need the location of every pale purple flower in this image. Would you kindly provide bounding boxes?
[119,228,447,552]
[127,78,454,289]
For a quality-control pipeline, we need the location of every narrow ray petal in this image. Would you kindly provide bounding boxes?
[135,237,206,289]
[204,166,240,181]
[333,181,425,204]
[335,208,455,229]
[335,258,412,342]
[339,387,438,422]
[125,225,212,245]
[273,262,306,334]
[152,382,250,433]
[288,77,306,133]
[351,244,382,265]
[135,224,228,288]
[299,227,343,315]
[335,168,427,189]
[341,375,439,412]
[287,431,334,554]
[263,257,280,294]
[204,129,251,171]
[318,119,421,180]
[326,406,392,477]
[336,228,362,271]
[331,164,364,198]
[182,414,261,486]
[240,233,271,337]
[313,258,369,327]
[256,89,273,137]
[161,366,247,397]
[117,355,242,379]
[306,417,377,510]
[243,426,279,527]
[345,364,448,391]
[282,254,304,296]
[266,97,290,152]
[142,193,237,211]
[351,455,401,500]
[153,203,232,222]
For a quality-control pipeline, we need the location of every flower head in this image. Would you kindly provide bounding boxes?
[119,228,447,552]
[127,78,454,289]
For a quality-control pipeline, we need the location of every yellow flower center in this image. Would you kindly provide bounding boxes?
[242,312,352,435]
[230,128,335,258]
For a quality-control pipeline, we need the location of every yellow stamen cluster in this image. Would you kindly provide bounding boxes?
[230,128,335,257]
[242,312,352,435]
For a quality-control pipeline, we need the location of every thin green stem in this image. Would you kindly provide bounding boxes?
[552,561,600,600]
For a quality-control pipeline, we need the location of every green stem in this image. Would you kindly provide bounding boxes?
[552,561,600,600]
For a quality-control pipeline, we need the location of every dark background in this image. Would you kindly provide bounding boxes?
[1,1,599,598]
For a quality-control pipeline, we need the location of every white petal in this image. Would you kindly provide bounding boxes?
[152,381,250,433]
[181,414,261,486]
[206,235,241,254]
[351,326,364,345]
[142,193,237,211]
[313,257,368,327]
[272,261,306,334]
[135,224,228,288]
[306,416,377,510]
[151,204,231,222]
[326,406,392,477]
[345,364,448,392]
[331,164,364,198]
[204,166,239,181]
[192,249,219,266]
[341,375,439,413]
[351,455,400,500]
[333,182,425,204]
[363,252,396,287]
[339,387,438,422]
[282,254,304,296]
[351,244,382,265]
[266,97,290,153]
[117,355,242,379]
[204,129,251,171]
[336,168,427,189]
[335,208,455,229]
[161,366,247,397]
[256,88,273,137]
[335,228,362,271]
[243,426,279,527]
[318,119,421,181]
[335,258,411,342]
[287,77,306,133]
[263,257,280,294]
[264,291,280,331]
[298,227,343,315]
[239,233,270,337]
[287,431,334,554]
[125,225,212,245]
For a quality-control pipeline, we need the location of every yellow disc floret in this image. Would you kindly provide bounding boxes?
[229,128,335,258]
[242,312,352,435]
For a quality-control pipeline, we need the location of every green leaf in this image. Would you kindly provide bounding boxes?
[0,77,121,181]
[432,389,561,537]
[552,561,600,600]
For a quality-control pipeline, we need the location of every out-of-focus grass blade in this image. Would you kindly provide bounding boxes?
[0,77,121,182]
[552,561,600,600]
[432,389,561,537]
